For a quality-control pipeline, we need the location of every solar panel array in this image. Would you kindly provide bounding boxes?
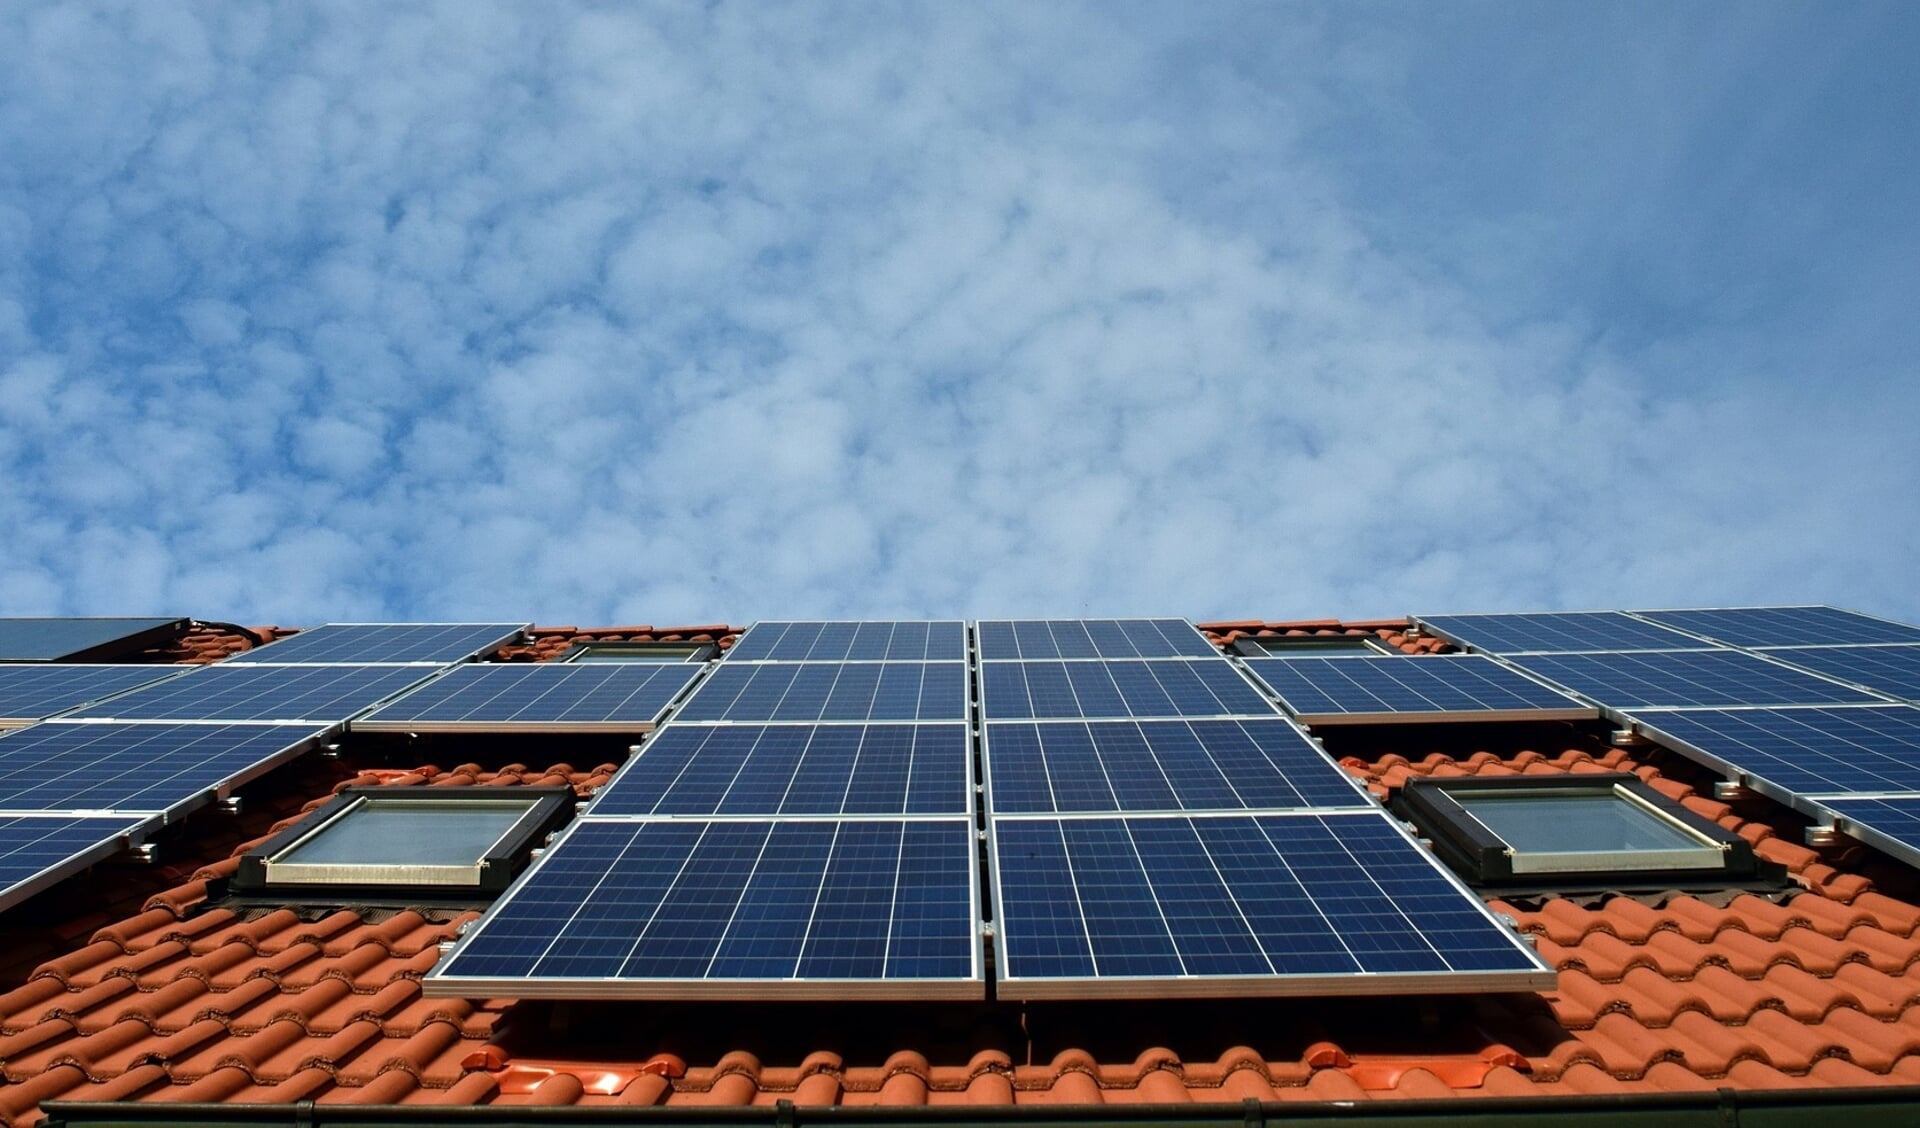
[0,723,324,815]
[69,664,439,723]
[0,618,187,662]
[223,622,528,665]
[432,618,1554,1001]
[1409,605,1920,876]
[1241,655,1594,725]
[0,665,187,725]
[355,662,702,732]
[431,621,984,999]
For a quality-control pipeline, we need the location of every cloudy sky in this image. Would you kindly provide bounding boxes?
[1,3,1915,628]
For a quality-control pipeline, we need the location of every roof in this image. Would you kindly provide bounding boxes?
[6,618,1920,1124]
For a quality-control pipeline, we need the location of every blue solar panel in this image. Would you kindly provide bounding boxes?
[1241,655,1594,723]
[976,620,1217,661]
[223,623,527,664]
[68,664,436,722]
[0,665,187,722]
[991,812,1551,997]
[726,621,966,663]
[1508,650,1886,710]
[0,618,186,662]
[979,660,1275,721]
[431,817,980,998]
[1415,612,1712,654]
[1636,607,1920,648]
[984,719,1369,815]
[1632,706,1920,799]
[1814,796,1920,869]
[591,724,970,817]
[356,663,701,730]
[1755,646,1920,701]
[673,663,965,723]
[0,814,150,908]
[0,722,324,814]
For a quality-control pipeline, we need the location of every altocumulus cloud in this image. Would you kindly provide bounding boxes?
[0,3,1915,625]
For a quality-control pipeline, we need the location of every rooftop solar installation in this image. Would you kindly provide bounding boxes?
[427,817,981,1000]
[354,662,702,732]
[979,659,1276,721]
[984,719,1370,815]
[671,662,966,723]
[221,623,528,665]
[590,723,971,817]
[976,619,1218,661]
[726,621,966,663]
[1507,650,1887,710]
[1810,796,1920,871]
[1635,606,1920,649]
[1241,655,1596,725]
[1414,612,1713,655]
[989,811,1554,999]
[0,814,151,911]
[1630,706,1920,801]
[1752,646,1920,701]
[0,665,188,725]
[67,664,437,723]
[0,618,186,662]
[0,722,325,815]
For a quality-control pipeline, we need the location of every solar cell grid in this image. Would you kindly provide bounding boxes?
[67,664,436,723]
[355,662,700,730]
[0,665,187,723]
[0,618,185,662]
[673,662,965,723]
[1415,612,1711,655]
[990,811,1551,996]
[726,621,966,663]
[979,660,1276,721]
[431,817,980,998]
[1635,606,1920,648]
[591,723,970,817]
[223,623,527,665]
[976,619,1216,661]
[0,722,324,814]
[1509,649,1886,710]
[1756,645,1920,702]
[983,719,1369,815]
[1816,796,1920,871]
[1241,655,1593,723]
[1632,706,1920,800]
[0,814,150,908]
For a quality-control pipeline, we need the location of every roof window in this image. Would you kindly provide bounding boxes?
[233,786,573,897]
[1397,773,1774,887]
[562,640,717,662]
[1230,634,1392,657]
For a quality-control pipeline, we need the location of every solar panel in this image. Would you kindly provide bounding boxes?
[1754,645,1920,702]
[590,724,971,817]
[222,623,528,665]
[0,722,324,815]
[1415,612,1713,654]
[725,621,966,663]
[0,814,151,910]
[1635,606,1920,648]
[427,817,981,999]
[1507,650,1887,710]
[354,663,701,732]
[976,619,1218,661]
[1630,706,1920,801]
[984,719,1370,815]
[0,618,186,662]
[990,811,1553,998]
[1241,655,1596,724]
[0,665,188,724]
[67,664,436,723]
[672,663,966,723]
[1811,796,1920,870]
[979,660,1276,721]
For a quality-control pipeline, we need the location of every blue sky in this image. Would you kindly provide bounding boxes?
[1,3,1915,627]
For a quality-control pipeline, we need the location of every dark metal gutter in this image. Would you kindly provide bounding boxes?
[41,1086,1920,1128]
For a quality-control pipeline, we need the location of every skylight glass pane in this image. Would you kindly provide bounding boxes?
[277,801,529,867]
[1454,790,1706,856]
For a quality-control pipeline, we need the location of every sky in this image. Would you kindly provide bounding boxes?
[1,2,1916,628]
